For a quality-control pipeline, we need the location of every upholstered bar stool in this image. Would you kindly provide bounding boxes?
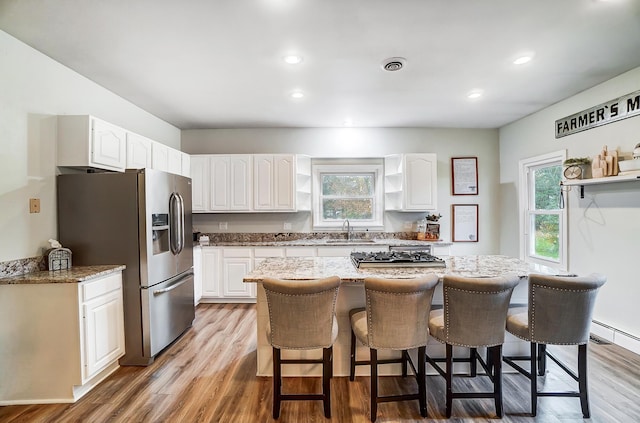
[503,273,606,418]
[349,275,439,422]
[263,276,341,419]
[427,274,520,418]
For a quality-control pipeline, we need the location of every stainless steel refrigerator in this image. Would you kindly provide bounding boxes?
[57,169,195,366]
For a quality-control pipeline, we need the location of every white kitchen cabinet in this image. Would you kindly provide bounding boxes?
[253,154,296,211]
[191,156,210,212]
[57,115,127,172]
[181,152,191,178]
[222,248,254,298]
[168,147,183,175]
[210,155,253,211]
[125,132,153,169]
[0,270,125,404]
[151,141,169,172]
[201,247,222,298]
[385,153,438,211]
[81,274,126,381]
[193,246,202,305]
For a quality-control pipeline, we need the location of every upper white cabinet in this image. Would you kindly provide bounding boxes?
[58,115,188,176]
[58,115,127,172]
[192,154,309,213]
[126,132,152,169]
[385,154,438,211]
[254,154,296,211]
[151,141,169,172]
[210,155,253,211]
[191,156,210,212]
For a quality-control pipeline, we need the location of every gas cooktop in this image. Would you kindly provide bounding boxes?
[350,251,446,269]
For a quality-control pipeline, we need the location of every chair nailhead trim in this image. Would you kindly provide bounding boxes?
[522,284,598,345]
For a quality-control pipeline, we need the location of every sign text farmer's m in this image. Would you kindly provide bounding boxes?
[555,89,640,138]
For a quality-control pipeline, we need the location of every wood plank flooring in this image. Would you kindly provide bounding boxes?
[1,303,639,422]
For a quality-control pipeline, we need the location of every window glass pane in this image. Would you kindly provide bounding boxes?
[322,199,373,220]
[533,214,559,260]
[322,174,373,196]
[533,165,561,210]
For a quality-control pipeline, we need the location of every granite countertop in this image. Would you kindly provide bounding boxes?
[0,265,126,285]
[244,255,566,283]
[198,239,451,247]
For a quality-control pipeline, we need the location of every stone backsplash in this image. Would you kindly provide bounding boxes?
[0,256,47,278]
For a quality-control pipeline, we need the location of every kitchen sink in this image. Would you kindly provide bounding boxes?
[325,239,377,244]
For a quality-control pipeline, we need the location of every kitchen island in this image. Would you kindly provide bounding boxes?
[244,255,565,377]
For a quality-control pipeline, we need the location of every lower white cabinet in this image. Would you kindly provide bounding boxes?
[0,271,125,405]
[200,247,254,302]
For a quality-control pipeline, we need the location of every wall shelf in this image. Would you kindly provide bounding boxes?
[561,173,640,198]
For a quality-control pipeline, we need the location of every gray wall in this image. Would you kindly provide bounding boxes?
[499,66,640,341]
[0,30,181,262]
[183,127,501,256]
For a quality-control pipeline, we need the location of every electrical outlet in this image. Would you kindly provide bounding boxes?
[283,222,292,230]
[403,221,413,230]
[219,222,228,230]
[29,198,41,213]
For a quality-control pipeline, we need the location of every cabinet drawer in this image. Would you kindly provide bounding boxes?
[81,273,122,302]
[285,247,316,257]
[254,247,285,258]
[223,248,252,258]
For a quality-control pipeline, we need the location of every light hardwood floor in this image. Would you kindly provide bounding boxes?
[1,303,639,422]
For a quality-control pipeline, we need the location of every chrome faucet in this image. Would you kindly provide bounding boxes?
[342,219,352,241]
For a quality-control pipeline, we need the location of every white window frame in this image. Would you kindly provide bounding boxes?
[518,150,568,271]
[312,163,384,230]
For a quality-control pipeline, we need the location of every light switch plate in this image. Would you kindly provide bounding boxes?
[219,222,228,230]
[283,222,292,230]
[404,221,413,230]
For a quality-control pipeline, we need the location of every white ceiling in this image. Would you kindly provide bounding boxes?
[1,0,640,130]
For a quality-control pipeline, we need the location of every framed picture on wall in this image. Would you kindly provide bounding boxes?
[451,157,478,195]
[452,204,478,242]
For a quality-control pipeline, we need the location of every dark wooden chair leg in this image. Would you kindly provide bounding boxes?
[470,347,477,377]
[273,347,282,419]
[530,342,538,417]
[370,348,378,422]
[323,347,332,418]
[418,346,427,417]
[537,343,546,375]
[401,350,408,377]
[493,346,503,418]
[350,330,357,381]
[446,344,453,418]
[578,344,590,418]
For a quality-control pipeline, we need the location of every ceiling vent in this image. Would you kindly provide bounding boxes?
[382,57,406,71]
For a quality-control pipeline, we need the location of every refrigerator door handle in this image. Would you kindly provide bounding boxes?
[169,192,184,255]
[152,275,191,295]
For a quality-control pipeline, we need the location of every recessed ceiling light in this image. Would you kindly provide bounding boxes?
[467,90,484,100]
[290,91,304,99]
[513,54,535,65]
[283,55,303,65]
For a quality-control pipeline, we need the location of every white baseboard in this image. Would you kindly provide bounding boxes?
[592,320,640,355]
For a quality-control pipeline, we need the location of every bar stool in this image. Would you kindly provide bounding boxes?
[349,275,439,422]
[427,273,520,418]
[503,273,606,418]
[263,276,341,419]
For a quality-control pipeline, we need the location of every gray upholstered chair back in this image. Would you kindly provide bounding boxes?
[364,275,439,350]
[442,274,520,347]
[527,273,606,345]
[263,276,340,350]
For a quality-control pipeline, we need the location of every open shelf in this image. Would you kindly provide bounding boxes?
[561,173,640,198]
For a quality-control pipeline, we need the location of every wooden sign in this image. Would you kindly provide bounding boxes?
[555,89,640,138]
